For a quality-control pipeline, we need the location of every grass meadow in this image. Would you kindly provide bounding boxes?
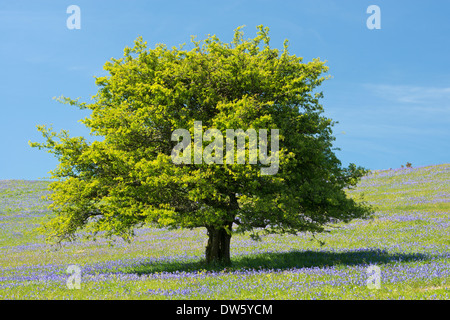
[0,164,449,300]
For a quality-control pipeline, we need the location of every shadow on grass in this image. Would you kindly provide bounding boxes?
[120,249,428,275]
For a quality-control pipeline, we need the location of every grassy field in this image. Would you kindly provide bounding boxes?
[0,164,449,300]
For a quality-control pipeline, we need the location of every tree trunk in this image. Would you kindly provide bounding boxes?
[205,224,232,265]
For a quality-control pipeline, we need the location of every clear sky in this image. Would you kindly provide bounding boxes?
[1,0,449,180]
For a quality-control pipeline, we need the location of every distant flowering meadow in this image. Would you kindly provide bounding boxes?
[0,164,449,299]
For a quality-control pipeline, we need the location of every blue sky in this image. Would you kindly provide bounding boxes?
[1,0,449,179]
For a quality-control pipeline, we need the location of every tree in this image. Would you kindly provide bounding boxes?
[30,25,373,265]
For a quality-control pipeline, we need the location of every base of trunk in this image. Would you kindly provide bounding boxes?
[205,225,232,265]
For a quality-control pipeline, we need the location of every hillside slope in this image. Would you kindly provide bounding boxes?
[0,164,449,299]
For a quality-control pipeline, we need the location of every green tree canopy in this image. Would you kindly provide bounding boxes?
[30,25,372,265]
